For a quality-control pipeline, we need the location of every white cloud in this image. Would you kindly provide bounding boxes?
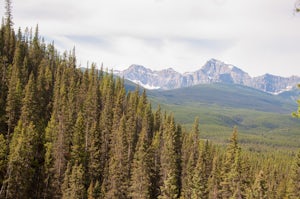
[1,0,300,76]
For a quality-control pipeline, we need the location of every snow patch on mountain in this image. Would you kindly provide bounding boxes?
[130,79,160,90]
[115,59,300,94]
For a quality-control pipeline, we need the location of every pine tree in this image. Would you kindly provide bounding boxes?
[207,154,223,199]
[87,121,101,189]
[107,114,129,198]
[220,127,243,199]
[4,0,13,28]
[159,115,181,199]
[125,89,139,168]
[5,72,43,198]
[83,65,100,154]
[0,134,7,187]
[72,113,85,160]
[36,58,53,132]
[191,140,213,199]
[6,35,26,135]
[44,66,73,198]
[98,73,114,195]
[130,107,153,199]
[6,62,22,138]
[180,117,199,199]
[4,121,38,199]
[62,162,86,199]
[20,73,38,126]
[0,0,17,134]
[191,145,205,199]
[69,163,86,199]
[250,170,267,199]
[150,130,162,199]
[66,110,86,188]
[286,149,300,198]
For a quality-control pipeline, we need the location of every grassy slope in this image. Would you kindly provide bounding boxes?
[146,83,300,151]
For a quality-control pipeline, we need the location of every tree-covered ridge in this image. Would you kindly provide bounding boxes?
[0,1,299,198]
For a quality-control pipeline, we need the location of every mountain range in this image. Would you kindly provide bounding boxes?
[115,59,300,95]
[118,59,300,149]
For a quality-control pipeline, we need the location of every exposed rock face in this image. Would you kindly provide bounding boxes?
[115,59,300,94]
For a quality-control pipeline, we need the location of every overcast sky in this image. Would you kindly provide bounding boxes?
[1,0,300,77]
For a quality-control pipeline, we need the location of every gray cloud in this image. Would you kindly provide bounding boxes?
[1,0,300,76]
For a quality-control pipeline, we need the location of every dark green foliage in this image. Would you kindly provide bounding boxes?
[0,3,297,199]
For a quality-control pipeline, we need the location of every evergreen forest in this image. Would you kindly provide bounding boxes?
[0,1,299,198]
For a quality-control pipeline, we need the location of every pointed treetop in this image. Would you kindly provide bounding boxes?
[5,0,13,27]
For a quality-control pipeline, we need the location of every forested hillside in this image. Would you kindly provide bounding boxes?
[0,1,299,198]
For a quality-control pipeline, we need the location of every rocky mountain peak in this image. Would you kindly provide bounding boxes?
[115,60,300,94]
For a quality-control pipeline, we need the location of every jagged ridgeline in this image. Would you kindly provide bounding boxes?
[0,1,300,199]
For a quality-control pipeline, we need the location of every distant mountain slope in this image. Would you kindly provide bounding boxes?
[146,83,300,149]
[115,59,300,94]
[147,83,296,114]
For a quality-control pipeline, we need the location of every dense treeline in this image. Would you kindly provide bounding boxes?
[0,1,299,198]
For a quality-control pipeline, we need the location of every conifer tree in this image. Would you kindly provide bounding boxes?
[62,162,86,199]
[20,73,38,126]
[83,65,100,154]
[6,36,25,134]
[220,127,243,198]
[153,105,162,132]
[44,66,72,198]
[181,117,199,199]
[250,170,267,199]
[3,0,15,63]
[0,0,16,133]
[98,73,114,195]
[71,111,86,165]
[150,129,162,199]
[286,149,300,198]
[5,121,38,199]
[159,115,181,199]
[130,107,153,199]
[191,140,213,199]
[5,0,13,28]
[0,134,6,187]
[107,114,129,198]
[87,121,101,189]
[191,147,205,199]
[125,89,139,167]
[6,62,22,137]
[36,58,53,132]
[207,154,223,199]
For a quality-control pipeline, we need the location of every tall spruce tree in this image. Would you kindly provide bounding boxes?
[220,127,243,199]
[181,117,199,199]
[5,61,22,138]
[44,65,73,198]
[159,115,181,199]
[286,150,300,198]
[107,114,129,198]
[130,106,153,199]
[4,121,38,199]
